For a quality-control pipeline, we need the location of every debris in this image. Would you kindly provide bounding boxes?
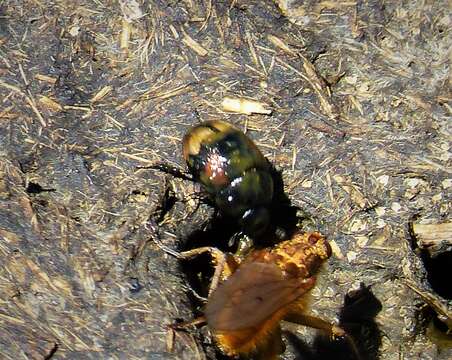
[181,29,209,56]
[411,222,452,256]
[221,97,272,115]
[119,0,144,22]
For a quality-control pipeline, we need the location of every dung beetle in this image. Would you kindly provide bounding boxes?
[182,120,274,241]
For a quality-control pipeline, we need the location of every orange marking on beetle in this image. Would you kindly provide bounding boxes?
[204,151,230,186]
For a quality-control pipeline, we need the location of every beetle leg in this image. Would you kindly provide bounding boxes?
[176,247,240,296]
[283,313,361,360]
[169,315,207,330]
[231,233,254,257]
[157,244,238,296]
[208,249,227,296]
[167,316,208,353]
[173,246,223,260]
[152,235,221,261]
[140,162,194,181]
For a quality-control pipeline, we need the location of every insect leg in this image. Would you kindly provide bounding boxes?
[167,246,239,296]
[166,316,207,353]
[152,235,221,261]
[179,247,242,296]
[139,162,194,181]
[284,313,342,336]
[233,233,255,257]
[283,313,361,360]
[254,325,284,360]
[175,246,225,261]
[169,315,207,330]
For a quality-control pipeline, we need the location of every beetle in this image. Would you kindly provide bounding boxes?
[164,231,359,359]
[182,120,274,243]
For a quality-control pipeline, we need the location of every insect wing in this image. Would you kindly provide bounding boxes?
[205,262,312,331]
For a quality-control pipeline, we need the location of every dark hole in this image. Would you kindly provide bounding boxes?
[180,217,239,305]
[43,342,58,360]
[172,318,187,325]
[423,251,452,300]
[36,199,49,207]
[26,182,44,193]
[432,312,448,333]
[154,186,178,223]
[128,277,143,294]
[26,182,55,193]
[420,304,452,348]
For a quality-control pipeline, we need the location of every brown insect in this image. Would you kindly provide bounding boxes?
[165,232,356,359]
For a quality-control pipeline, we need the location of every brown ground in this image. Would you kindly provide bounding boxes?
[0,1,450,359]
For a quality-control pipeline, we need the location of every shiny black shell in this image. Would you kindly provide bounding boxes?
[183,120,274,236]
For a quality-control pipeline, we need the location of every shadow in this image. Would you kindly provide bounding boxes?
[286,284,382,360]
[266,164,303,242]
[283,332,317,360]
